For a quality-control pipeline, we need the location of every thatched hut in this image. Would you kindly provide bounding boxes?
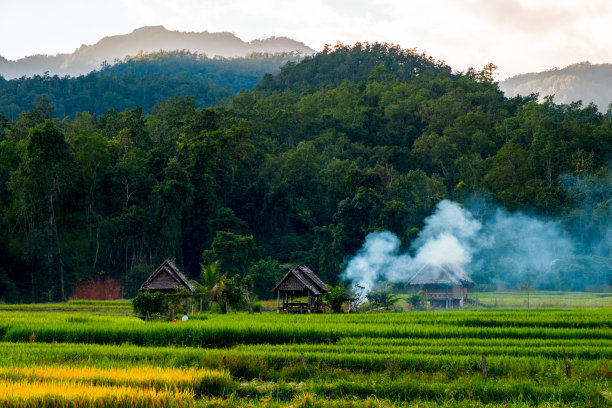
[406,263,475,309]
[271,265,328,313]
[139,259,195,293]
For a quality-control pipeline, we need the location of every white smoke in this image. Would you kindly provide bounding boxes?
[342,199,578,291]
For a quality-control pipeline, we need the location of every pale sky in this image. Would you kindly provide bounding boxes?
[1,0,612,79]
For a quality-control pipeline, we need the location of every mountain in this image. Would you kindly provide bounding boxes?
[0,26,315,79]
[0,51,302,118]
[499,62,612,112]
[1,43,610,302]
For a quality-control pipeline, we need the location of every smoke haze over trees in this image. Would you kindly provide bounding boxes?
[344,198,610,292]
[0,42,610,303]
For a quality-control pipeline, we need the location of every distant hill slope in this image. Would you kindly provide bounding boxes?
[0,51,301,118]
[499,62,612,112]
[0,26,315,79]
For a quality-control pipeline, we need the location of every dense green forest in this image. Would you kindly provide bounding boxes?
[0,43,610,303]
[0,51,300,119]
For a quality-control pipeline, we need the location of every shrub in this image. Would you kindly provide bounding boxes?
[366,283,397,309]
[323,285,352,313]
[132,292,167,317]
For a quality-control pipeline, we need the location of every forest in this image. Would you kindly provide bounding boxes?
[0,51,300,119]
[0,42,610,303]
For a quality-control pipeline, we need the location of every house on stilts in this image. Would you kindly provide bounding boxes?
[406,263,475,309]
[271,265,328,313]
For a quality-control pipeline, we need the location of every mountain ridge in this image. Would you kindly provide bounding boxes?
[499,61,612,112]
[0,26,315,79]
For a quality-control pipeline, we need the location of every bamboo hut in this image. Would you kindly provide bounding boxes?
[406,263,475,309]
[139,259,195,293]
[271,265,328,313]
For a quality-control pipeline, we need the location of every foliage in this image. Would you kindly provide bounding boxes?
[365,283,398,309]
[0,51,301,118]
[131,291,167,317]
[407,291,426,310]
[323,285,352,313]
[0,43,610,302]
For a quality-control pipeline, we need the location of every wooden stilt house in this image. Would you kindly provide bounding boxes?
[271,265,328,313]
[406,263,475,309]
[139,259,195,293]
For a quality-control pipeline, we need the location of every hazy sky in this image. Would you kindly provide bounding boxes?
[2,0,611,79]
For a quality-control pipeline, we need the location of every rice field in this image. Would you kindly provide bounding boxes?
[0,301,609,407]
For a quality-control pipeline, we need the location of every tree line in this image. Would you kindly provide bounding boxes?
[0,51,301,119]
[0,42,610,303]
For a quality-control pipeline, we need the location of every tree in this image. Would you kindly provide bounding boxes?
[9,120,74,301]
[483,141,532,207]
[413,132,458,180]
[323,285,352,313]
[200,261,223,312]
[202,231,258,278]
[332,187,384,255]
[72,132,110,249]
[154,157,194,262]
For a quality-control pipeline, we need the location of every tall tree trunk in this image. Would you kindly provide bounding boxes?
[49,192,66,301]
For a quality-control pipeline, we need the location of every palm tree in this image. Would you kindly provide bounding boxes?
[201,261,227,312]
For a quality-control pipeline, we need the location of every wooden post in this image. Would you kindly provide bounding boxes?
[200,295,203,313]
[386,357,393,379]
[481,353,487,379]
[563,349,571,378]
[277,291,280,313]
[301,353,312,378]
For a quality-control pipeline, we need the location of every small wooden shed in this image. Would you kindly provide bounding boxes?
[139,259,195,293]
[271,265,328,313]
[406,263,475,309]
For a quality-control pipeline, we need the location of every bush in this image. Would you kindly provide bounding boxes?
[323,285,352,313]
[132,292,167,317]
[407,291,426,310]
[366,283,397,309]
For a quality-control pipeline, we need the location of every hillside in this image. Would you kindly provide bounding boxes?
[499,62,612,112]
[0,51,302,118]
[0,43,610,303]
[0,26,315,79]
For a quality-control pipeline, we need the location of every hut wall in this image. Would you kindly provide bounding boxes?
[423,287,451,300]
[452,285,467,299]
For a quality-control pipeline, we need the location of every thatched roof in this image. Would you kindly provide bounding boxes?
[406,263,475,288]
[139,259,195,293]
[271,265,328,295]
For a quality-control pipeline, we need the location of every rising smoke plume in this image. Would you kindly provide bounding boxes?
[343,198,610,292]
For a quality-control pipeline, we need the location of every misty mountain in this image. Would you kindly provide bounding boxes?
[499,62,612,112]
[0,26,315,79]
[0,51,302,118]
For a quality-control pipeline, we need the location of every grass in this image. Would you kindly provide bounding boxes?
[468,291,612,308]
[0,294,608,407]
